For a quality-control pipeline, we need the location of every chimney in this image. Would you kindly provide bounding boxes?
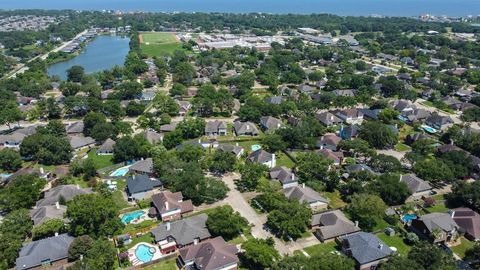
[55,201,60,210]
[236,142,239,147]
[39,167,44,174]
[194,238,199,245]
[378,244,383,249]
[355,221,359,227]
[165,201,169,210]
[166,222,171,231]
[76,184,80,189]
[302,183,305,189]
[55,232,59,237]
[450,210,455,218]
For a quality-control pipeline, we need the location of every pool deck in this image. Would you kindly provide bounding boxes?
[119,209,153,225]
[128,242,163,266]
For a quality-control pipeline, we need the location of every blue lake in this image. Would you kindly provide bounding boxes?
[47,35,130,80]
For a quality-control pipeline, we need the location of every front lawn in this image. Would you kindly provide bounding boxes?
[450,237,474,258]
[303,242,339,257]
[376,232,412,256]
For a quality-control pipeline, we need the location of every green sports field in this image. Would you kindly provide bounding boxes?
[139,32,185,57]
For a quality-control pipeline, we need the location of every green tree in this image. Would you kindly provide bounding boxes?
[0,100,22,130]
[177,144,205,163]
[0,149,22,172]
[209,151,237,174]
[0,174,46,211]
[273,253,355,270]
[413,158,454,183]
[407,242,456,270]
[70,239,117,270]
[68,235,94,261]
[465,243,480,269]
[369,154,402,173]
[113,136,150,163]
[66,194,124,237]
[241,238,280,269]
[67,65,85,82]
[0,209,32,268]
[359,121,398,149]
[32,218,66,240]
[153,93,180,116]
[239,163,268,191]
[206,205,248,240]
[20,133,72,165]
[379,256,424,270]
[83,112,107,137]
[368,173,411,206]
[267,200,311,240]
[296,152,333,189]
[261,133,287,153]
[346,193,387,230]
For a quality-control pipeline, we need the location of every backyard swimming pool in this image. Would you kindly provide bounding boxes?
[251,144,262,152]
[402,214,417,223]
[135,244,155,263]
[121,210,145,224]
[110,166,130,177]
[421,125,437,134]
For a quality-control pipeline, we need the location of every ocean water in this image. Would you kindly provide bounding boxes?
[1,0,480,17]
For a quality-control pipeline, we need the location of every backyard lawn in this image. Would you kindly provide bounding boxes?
[395,143,411,152]
[376,232,412,256]
[322,190,347,209]
[87,149,113,169]
[275,152,295,168]
[124,233,154,249]
[142,258,178,270]
[450,237,475,258]
[303,242,339,257]
[425,201,450,213]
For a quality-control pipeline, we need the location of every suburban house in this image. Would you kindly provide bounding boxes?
[265,96,284,105]
[36,185,92,208]
[177,236,239,270]
[126,174,162,201]
[359,109,381,120]
[217,144,244,159]
[247,149,276,168]
[298,84,314,94]
[345,164,375,175]
[332,89,356,97]
[151,214,211,254]
[410,213,459,244]
[65,121,84,135]
[317,148,343,166]
[97,138,116,155]
[15,233,74,270]
[311,209,360,242]
[282,184,329,212]
[400,108,432,123]
[340,232,393,270]
[340,125,360,140]
[205,121,228,136]
[149,190,193,221]
[317,133,342,151]
[399,174,432,200]
[316,112,344,126]
[143,130,163,144]
[129,158,155,176]
[335,109,364,125]
[0,132,26,149]
[425,113,454,131]
[451,208,480,241]
[69,135,95,150]
[29,202,67,226]
[175,100,192,116]
[233,121,259,136]
[269,166,298,188]
[259,116,284,132]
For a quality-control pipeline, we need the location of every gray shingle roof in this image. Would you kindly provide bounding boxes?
[69,135,95,149]
[217,144,244,156]
[282,185,328,205]
[16,234,74,270]
[260,116,284,132]
[312,210,360,240]
[179,237,238,270]
[97,138,115,153]
[340,232,393,264]
[400,174,432,194]
[129,158,154,174]
[126,175,162,195]
[233,121,259,136]
[270,167,296,185]
[151,214,211,245]
[205,121,228,133]
[247,149,273,164]
[36,185,92,207]
[316,112,343,126]
[29,204,67,226]
[416,213,459,233]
